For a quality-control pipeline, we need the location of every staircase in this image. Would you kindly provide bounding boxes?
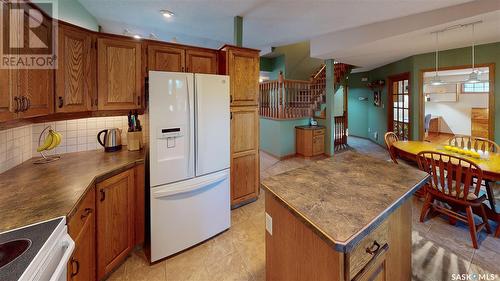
[259,63,351,119]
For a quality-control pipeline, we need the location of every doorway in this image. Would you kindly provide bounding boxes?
[388,73,411,140]
[419,64,495,143]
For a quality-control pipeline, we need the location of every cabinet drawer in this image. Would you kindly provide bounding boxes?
[68,186,95,239]
[347,220,389,279]
[313,128,325,136]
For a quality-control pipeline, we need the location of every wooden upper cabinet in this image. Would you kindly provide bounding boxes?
[96,169,135,280]
[224,47,260,106]
[186,49,217,74]
[97,37,142,110]
[148,44,185,72]
[56,24,93,113]
[0,68,17,122]
[18,6,54,118]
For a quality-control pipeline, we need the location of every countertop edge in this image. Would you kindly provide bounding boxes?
[65,159,144,221]
[261,174,430,253]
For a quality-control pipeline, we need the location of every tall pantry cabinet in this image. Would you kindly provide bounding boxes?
[219,45,260,208]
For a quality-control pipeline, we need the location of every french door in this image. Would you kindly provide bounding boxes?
[388,73,410,140]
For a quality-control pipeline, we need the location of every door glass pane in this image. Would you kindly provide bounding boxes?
[403,109,409,123]
[398,81,403,94]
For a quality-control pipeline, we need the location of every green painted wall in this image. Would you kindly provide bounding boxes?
[346,41,500,145]
[34,0,98,31]
[260,117,310,158]
[260,41,323,81]
[347,73,369,138]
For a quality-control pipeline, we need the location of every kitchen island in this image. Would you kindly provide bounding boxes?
[261,151,429,281]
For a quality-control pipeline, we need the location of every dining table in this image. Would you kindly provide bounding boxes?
[392,140,500,237]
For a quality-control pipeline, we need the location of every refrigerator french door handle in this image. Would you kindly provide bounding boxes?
[186,76,192,176]
[152,172,228,199]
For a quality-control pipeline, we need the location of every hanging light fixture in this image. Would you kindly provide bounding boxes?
[465,23,481,83]
[430,32,445,86]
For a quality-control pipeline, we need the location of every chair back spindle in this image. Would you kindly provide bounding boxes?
[384,132,399,164]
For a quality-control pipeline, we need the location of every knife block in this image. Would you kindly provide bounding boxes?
[127,131,143,151]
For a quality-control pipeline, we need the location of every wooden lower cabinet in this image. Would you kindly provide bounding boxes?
[96,168,135,280]
[296,126,326,157]
[230,106,260,207]
[67,186,96,281]
[67,164,144,281]
[266,193,411,281]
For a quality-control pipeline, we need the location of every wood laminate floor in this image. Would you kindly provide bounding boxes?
[107,137,500,281]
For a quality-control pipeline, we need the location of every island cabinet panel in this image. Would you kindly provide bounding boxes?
[186,49,218,74]
[265,193,412,281]
[230,106,260,206]
[98,38,142,110]
[147,44,185,72]
[134,164,145,245]
[56,24,93,113]
[266,194,344,281]
[67,186,96,281]
[96,169,135,280]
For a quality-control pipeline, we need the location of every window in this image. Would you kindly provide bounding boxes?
[462,82,489,93]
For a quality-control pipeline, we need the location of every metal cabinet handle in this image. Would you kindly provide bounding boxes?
[100,189,105,201]
[70,258,80,277]
[80,208,93,220]
[26,97,30,110]
[58,96,63,108]
[20,96,27,112]
[14,97,20,113]
[365,240,381,255]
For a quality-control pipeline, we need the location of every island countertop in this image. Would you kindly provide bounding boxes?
[0,149,144,232]
[261,151,429,252]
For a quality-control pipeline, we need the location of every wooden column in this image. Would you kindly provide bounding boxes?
[234,16,243,47]
[325,59,336,156]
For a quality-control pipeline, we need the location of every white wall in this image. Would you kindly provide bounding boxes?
[425,93,488,135]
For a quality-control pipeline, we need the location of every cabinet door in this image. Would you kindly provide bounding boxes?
[0,68,17,122]
[96,169,135,280]
[18,9,54,118]
[98,38,142,110]
[186,49,217,74]
[147,44,185,72]
[228,49,259,106]
[353,254,388,281]
[67,186,95,281]
[56,25,92,113]
[312,135,325,156]
[230,107,259,206]
[0,2,18,122]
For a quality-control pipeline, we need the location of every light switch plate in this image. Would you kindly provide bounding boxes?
[265,212,272,235]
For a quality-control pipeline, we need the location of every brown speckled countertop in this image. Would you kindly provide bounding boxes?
[0,149,144,232]
[261,151,429,252]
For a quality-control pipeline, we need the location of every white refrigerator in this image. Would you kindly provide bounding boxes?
[149,71,231,262]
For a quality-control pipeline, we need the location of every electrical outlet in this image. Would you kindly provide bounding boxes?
[368,128,371,133]
[265,212,273,235]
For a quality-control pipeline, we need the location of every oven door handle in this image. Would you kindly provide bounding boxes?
[48,233,75,281]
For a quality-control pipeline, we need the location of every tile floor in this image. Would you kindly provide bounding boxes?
[107,137,500,281]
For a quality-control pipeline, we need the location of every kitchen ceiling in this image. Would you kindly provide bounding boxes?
[77,0,500,71]
[78,0,473,49]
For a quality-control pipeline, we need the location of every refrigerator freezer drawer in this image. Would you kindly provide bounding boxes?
[150,169,230,262]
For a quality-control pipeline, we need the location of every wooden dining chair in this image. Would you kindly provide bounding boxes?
[384,132,399,164]
[448,135,500,152]
[417,151,491,249]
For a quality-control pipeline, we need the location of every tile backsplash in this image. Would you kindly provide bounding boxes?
[0,115,147,174]
[0,126,32,174]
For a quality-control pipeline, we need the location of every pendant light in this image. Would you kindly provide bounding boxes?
[430,32,445,86]
[466,23,481,83]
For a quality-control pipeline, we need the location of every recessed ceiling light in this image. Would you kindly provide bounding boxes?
[161,9,174,18]
[133,34,141,39]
